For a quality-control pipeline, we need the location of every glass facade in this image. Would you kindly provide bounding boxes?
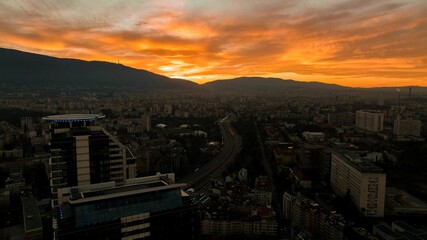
[59,188,183,227]
[89,132,110,184]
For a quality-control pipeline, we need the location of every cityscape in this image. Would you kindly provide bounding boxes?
[1,1,427,240]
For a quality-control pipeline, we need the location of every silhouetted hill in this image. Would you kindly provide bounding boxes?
[363,86,427,97]
[2,48,427,97]
[201,77,351,96]
[202,77,427,97]
[0,48,198,91]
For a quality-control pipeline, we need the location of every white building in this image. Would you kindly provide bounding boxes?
[330,151,386,217]
[355,110,384,132]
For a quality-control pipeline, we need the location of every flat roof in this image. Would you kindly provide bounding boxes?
[374,224,407,239]
[386,187,427,214]
[393,221,426,235]
[70,182,186,204]
[22,196,42,233]
[334,151,384,173]
[42,114,105,123]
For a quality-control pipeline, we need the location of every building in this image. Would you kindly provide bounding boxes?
[0,189,10,209]
[5,176,26,198]
[273,142,294,165]
[21,116,33,131]
[319,148,333,180]
[283,192,296,220]
[392,221,427,239]
[141,114,151,133]
[253,189,272,206]
[22,195,43,240]
[393,119,421,137]
[373,224,406,240]
[298,144,322,170]
[330,151,386,217]
[283,192,345,239]
[42,114,136,207]
[385,187,427,216]
[201,217,278,236]
[355,110,384,132]
[54,173,200,240]
[201,208,278,236]
[373,221,427,240]
[302,132,325,142]
[327,112,355,126]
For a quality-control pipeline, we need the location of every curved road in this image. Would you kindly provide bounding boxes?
[178,115,241,193]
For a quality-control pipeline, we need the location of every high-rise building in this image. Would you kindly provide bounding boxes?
[54,173,200,240]
[43,114,136,206]
[355,110,384,132]
[330,151,386,217]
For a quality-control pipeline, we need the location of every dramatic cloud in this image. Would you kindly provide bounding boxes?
[0,0,426,87]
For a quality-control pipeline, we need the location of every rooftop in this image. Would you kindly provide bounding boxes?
[357,109,383,114]
[393,221,426,236]
[386,187,427,215]
[22,196,42,233]
[42,114,105,123]
[334,151,384,173]
[374,224,407,239]
[69,181,186,204]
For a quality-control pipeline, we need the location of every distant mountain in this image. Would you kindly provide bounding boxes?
[201,77,427,97]
[363,86,427,97]
[2,48,426,97]
[0,48,198,91]
[201,77,352,96]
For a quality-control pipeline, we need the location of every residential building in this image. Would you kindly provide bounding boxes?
[330,151,386,217]
[393,118,421,137]
[355,110,384,132]
[283,192,345,240]
[201,210,278,236]
[283,192,296,220]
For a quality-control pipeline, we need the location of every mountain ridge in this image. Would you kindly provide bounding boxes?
[1,47,426,96]
[0,47,198,91]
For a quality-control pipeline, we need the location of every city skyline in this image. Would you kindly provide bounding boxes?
[1,0,427,87]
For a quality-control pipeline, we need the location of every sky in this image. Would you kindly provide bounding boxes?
[0,0,426,87]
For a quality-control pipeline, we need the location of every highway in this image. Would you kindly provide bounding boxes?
[177,115,242,197]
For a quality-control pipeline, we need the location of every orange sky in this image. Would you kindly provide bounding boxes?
[1,0,427,87]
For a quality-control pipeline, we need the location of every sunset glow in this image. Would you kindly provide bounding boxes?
[1,0,426,87]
